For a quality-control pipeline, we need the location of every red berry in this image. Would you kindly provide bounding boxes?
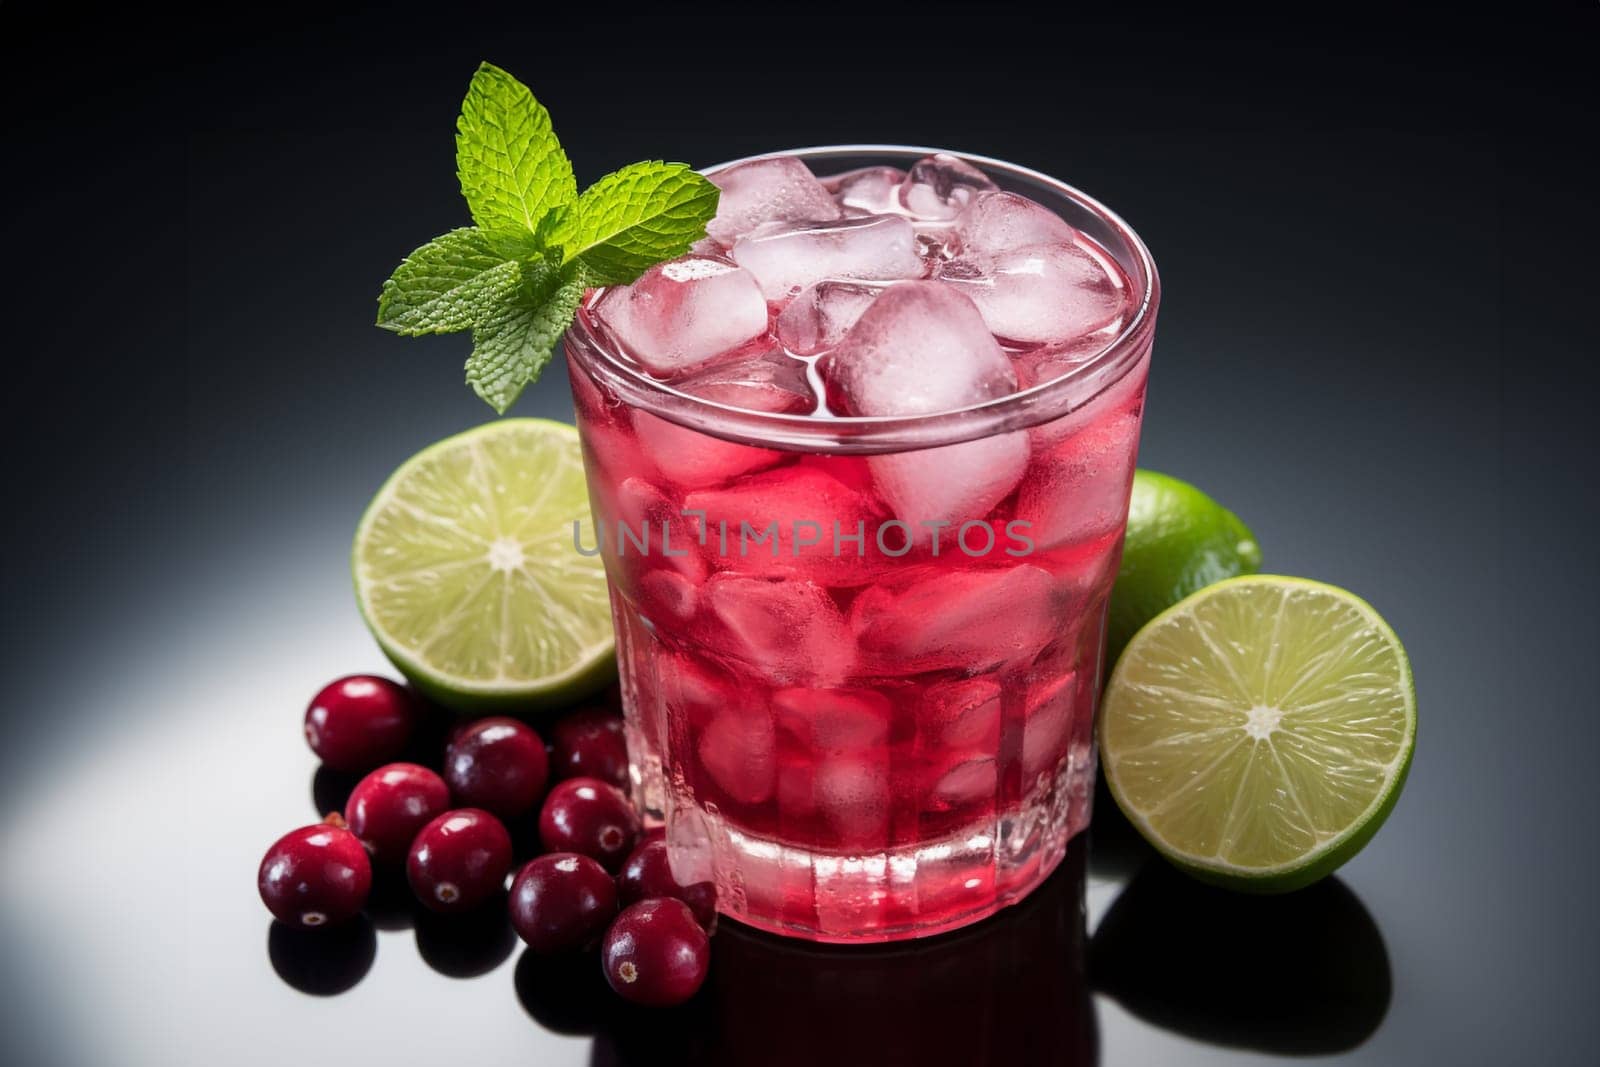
[444,717,549,820]
[549,708,630,788]
[538,778,640,873]
[407,808,512,913]
[617,839,717,931]
[258,814,372,928]
[344,762,450,865]
[509,853,618,954]
[601,898,710,1006]
[303,675,418,773]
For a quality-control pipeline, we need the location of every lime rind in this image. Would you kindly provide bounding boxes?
[1100,575,1416,893]
[1105,469,1263,668]
[352,419,616,715]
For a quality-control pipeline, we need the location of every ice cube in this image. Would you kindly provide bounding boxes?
[938,243,1127,345]
[638,569,697,623]
[568,356,615,422]
[813,757,890,848]
[672,345,816,406]
[923,676,1002,750]
[900,153,998,221]
[592,256,770,376]
[928,756,998,810]
[697,708,776,806]
[776,752,819,819]
[704,574,855,684]
[773,687,892,752]
[1021,347,1148,451]
[775,281,890,356]
[869,435,1030,541]
[633,410,781,492]
[1009,335,1113,391]
[824,166,907,215]
[956,191,1078,256]
[731,216,924,301]
[632,349,812,488]
[1022,671,1077,779]
[683,464,894,587]
[823,281,1015,416]
[579,415,657,489]
[850,564,1060,674]
[822,282,1030,533]
[1013,408,1142,549]
[657,649,739,721]
[600,478,708,615]
[706,157,842,248]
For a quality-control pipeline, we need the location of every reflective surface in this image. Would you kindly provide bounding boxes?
[3,9,1597,1067]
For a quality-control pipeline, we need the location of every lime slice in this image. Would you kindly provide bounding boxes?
[353,419,615,714]
[1100,575,1415,892]
[1107,470,1262,669]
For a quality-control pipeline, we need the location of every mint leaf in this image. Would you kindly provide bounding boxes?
[455,62,577,237]
[382,62,724,414]
[560,162,720,286]
[376,228,521,335]
[465,266,585,414]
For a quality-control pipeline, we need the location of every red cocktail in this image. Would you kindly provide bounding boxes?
[565,147,1158,941]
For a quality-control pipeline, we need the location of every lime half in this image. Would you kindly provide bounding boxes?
[1100,575,1415,892]
[353,419,615,714]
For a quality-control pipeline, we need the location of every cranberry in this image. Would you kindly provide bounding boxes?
[407,808,513,913]
[509,853,618,954]
[344,762,450,865]
[258,813,372,928]
[601,898,710,1006]
[303,675,418,772]
[549,708,630,788]
[444,717,549,820]
[617,839,717,931]
[538,777,640,872]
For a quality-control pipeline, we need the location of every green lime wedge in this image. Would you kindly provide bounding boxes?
[353,419,615,714]
[1107,470,1262,669]
[1099,575,1415,892]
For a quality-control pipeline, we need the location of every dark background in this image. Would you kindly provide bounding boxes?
[2,5,1596,1065]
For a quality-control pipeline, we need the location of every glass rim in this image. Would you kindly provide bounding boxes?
[565,144,1160,453]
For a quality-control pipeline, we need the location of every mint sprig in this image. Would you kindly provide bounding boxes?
[376,62,720,414]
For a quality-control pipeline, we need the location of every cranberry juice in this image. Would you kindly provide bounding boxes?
[565,150,1153,941]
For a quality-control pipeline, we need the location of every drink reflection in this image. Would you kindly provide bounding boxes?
[267,917,376,996]
[588,838,1095,1067]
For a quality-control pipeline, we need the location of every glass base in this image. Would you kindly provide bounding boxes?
[659,751,1095,943]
